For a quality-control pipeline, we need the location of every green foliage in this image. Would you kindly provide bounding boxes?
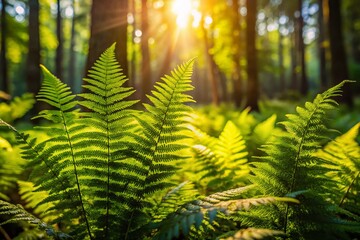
[316,123,360,216]
[247,81,360,239]
[192,121,249,193]
[0,45,359,240]
[0,93,35,123]
[0,135,25,201]
[0,200,70,239]
[218,228,285,240]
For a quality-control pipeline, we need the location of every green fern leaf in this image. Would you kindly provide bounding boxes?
[0,200,71,239]
[218,228,285,240]
[249,80,356,239]
[123,59,195,237]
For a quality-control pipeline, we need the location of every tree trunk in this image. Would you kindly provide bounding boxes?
[0,0,8,93]
[318,0,327,90]
[140,0,151,102]
[26,0,41,112]
[55,0,63,80]
[86,0,128,80]
[231,0,243,107]
[68,0,76,90]
[328,0,353,107]
[246,0,259,111]
[298,0,308,95]
[201,19,219,105]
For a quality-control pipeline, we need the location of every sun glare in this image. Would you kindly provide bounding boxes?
[172,0,194,28]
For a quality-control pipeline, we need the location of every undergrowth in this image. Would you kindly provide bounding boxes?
[0,45,359,239]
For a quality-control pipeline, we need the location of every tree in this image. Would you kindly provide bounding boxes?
[86,0,128,79]
[55,0,63,80]
[318,0,328,90]
[68,0,76,89]
[246,0,259,111]
[26,0,41,112]
[231,0,243,107]
[328,0,353,107]
[298,0,308,95]
[0,0,8,93]
[140,0,151,102]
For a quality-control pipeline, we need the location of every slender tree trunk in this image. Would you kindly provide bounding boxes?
[0,0,8,93]
[298,0,308,95]
[246,0,259,111]
[201,19,219,105]
[278,7,285,93]
[231,0,243,107]
[26,0,41,109]
[140,0,151,102]
[86,0,128,80]
[318,0,327,90]
[290,21,298,91]
[55,0,63,80]
[68,0,76,90]
[328,0,353,107]
[128,0,136,88]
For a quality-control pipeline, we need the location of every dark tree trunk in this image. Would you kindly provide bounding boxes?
[328,0,353,107]
[86,0,128,80]
[201,19,219,105]
[290,21,298,91]
[246,0,259,111]
[318,0,327,90]
[140,0,151,102]
[0,0,8,93]
[128,0,136,87]
[55,0,63,80]
[68,0,76,89]
[231,0,243,107]
[26,0,41,110]
[298,0,308,95]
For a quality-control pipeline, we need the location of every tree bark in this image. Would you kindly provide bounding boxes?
[201,19,219,105]
[328,0,353,107]
[140,0,151,102]
[318,0,327,90]
[86,0,128,80]
[231,0,243,107]
[298,0,308,95]
[55,0,63,80]
[246,0,259,111]
[26,0,41,105]
[0,0,8,93]
[68,0,76,89]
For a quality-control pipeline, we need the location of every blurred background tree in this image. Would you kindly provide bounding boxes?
[0,0,359,113]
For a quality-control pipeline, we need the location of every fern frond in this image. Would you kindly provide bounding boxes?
[25,66,91,238]
[0,200,71,239]
[76,43,139,239]
[152,185,296,240]
[249,81,355,238]
[317,123,360,215]
[193,121,249,193]
[218,228,285,240]
[123,59,195,237]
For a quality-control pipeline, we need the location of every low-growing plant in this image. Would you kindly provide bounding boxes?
[0,45,295,240]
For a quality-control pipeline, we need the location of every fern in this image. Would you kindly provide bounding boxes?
[0,200,70,239]
[248,81,358,239]
[152,185,297,240]
[121,58,195,238]
[316,123,360,216]
[193,121,249,193]
[217,228,285,240]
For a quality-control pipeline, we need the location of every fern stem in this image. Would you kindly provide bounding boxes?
[60,112,93,240]
[283,106,318,235]
[104,64,111,240]
[339,171,359,207]
[0,226,11,240]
